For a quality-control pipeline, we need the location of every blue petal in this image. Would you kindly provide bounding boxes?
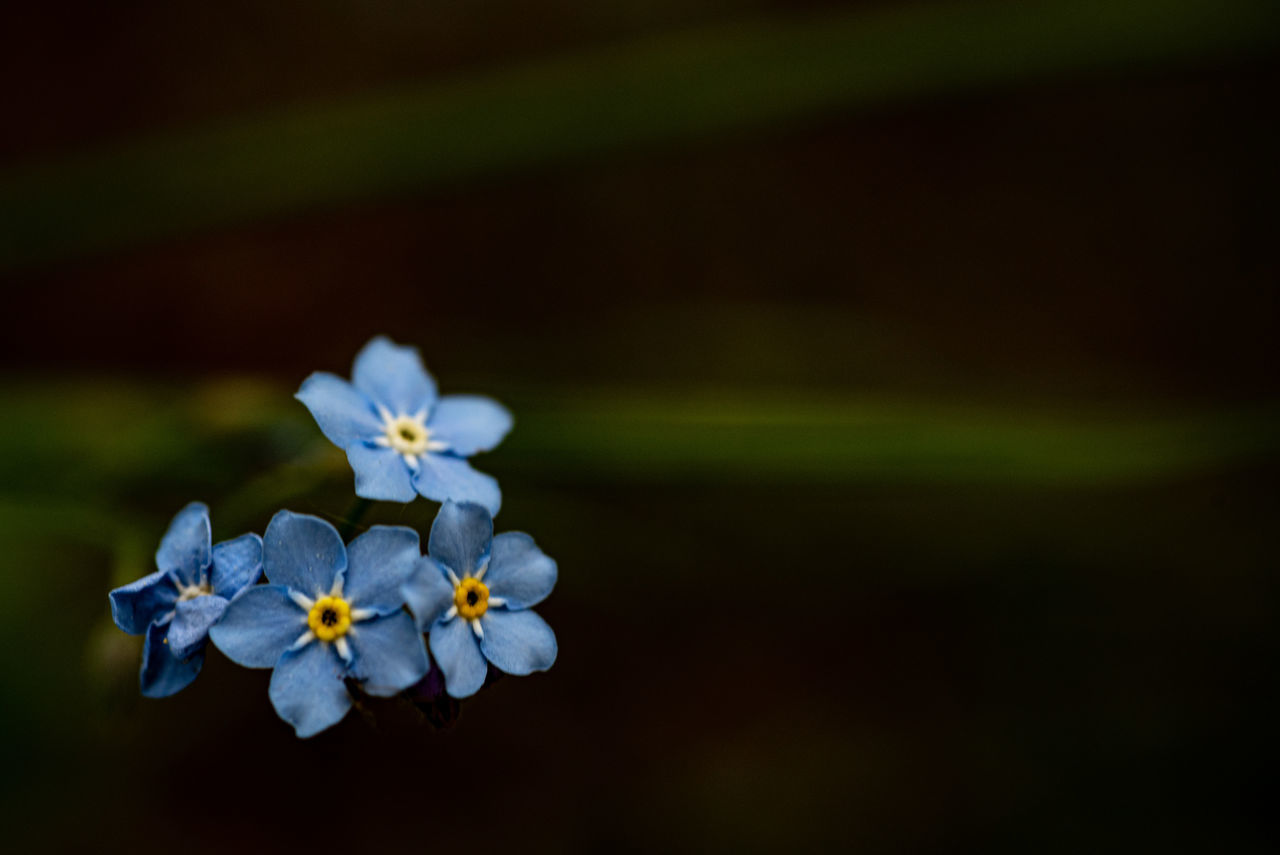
[484,532,557,610]
[295,372,382,448]
[343,526,423,612]
[167,595,230,660]
[268,640,352,738]
[427,500,492,578]
[402,560,455,631]
[349,611,429,697]
[210,533,263,597]
[416,453,501,513]
[347,444,417,502]
[426,395,513,457]
[208,585,308,668]
[155,502,211,584]
[140,618,204,698]
[352,336,437,417]
[263,510,347,597]
[480,609,557,676]
[109,568,179,635]
[429,616,487,699]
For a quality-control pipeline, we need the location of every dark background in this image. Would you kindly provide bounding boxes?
[1,1,1277,851]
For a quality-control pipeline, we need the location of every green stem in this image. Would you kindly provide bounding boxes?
[4,0,1277,270]
[337,497,374,540]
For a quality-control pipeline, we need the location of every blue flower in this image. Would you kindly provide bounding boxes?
[295,336,512,514]
[108,502,263,698]
[402,501,557,698]
[209,510,430,737]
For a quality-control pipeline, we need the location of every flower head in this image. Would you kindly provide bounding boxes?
[108,502,262,697]
[209,510,430,737]
[403,501,558,699]
[296,336,512,514]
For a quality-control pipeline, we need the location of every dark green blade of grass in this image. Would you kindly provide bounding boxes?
[1,381,1276,508]
[2,0,1277,270]
[0,379,1275,655]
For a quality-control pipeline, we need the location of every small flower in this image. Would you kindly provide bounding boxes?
[209,510,430,737]
[403,501,558,698]
[108,502,262,698]
[296,336,512,514]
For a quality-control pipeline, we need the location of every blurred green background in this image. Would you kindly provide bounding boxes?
[1,0,1278,851]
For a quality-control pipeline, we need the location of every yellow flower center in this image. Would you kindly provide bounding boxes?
[177,581,212,602]
[307,595,352,642]
[385,415,429,455]
[454,577,489,620]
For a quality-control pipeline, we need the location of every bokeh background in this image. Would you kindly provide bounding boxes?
[2,0,1277,850]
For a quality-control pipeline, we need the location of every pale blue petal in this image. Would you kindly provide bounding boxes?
[349,611,429,697]
[347,444,417,503]
[484,532,557,610]
[426,395,513,456]
[352,336,437,416]
[427,500,492,578]
[429,616,487,699]
[109,568,179,635]
[208,585,308,668]
[413,455,501,515]
[263,510,346,597]
[210,533,263,597]
[268,640,352,738]
[167,595,229,660]
[155,502,211,584]
[402,559,455,631]
[480,609,557,676]
[295,372,382,448]
[343,526,422,612]
[140,617,203,698]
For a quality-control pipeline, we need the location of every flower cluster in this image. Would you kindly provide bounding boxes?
[108,337,557,737]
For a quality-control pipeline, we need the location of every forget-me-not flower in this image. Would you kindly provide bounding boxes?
[296,336,512,514]
[402,501,557,698]
[109,502,262,698]
[209,510,430,737]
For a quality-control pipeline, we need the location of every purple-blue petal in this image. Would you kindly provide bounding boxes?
[414,453,502,515]
[167,595,229,660]
[295,371,383,448]
[347,443,417,503]
[109,568,179,635]
[484,531,557,610]
[348,611,429,697]
[427,500,492,579]
[343,526,423,613]
[403,558,455,631]
[210,533,263,597]
[352,336,437,417]
[155,502,211,584]
[268,640,352,738]
[429,616,487,699]
[426,395,513,457]
[140,617,204,698]
[263,510,346,597]
[208,585,308,668]
[479,609,557,676]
